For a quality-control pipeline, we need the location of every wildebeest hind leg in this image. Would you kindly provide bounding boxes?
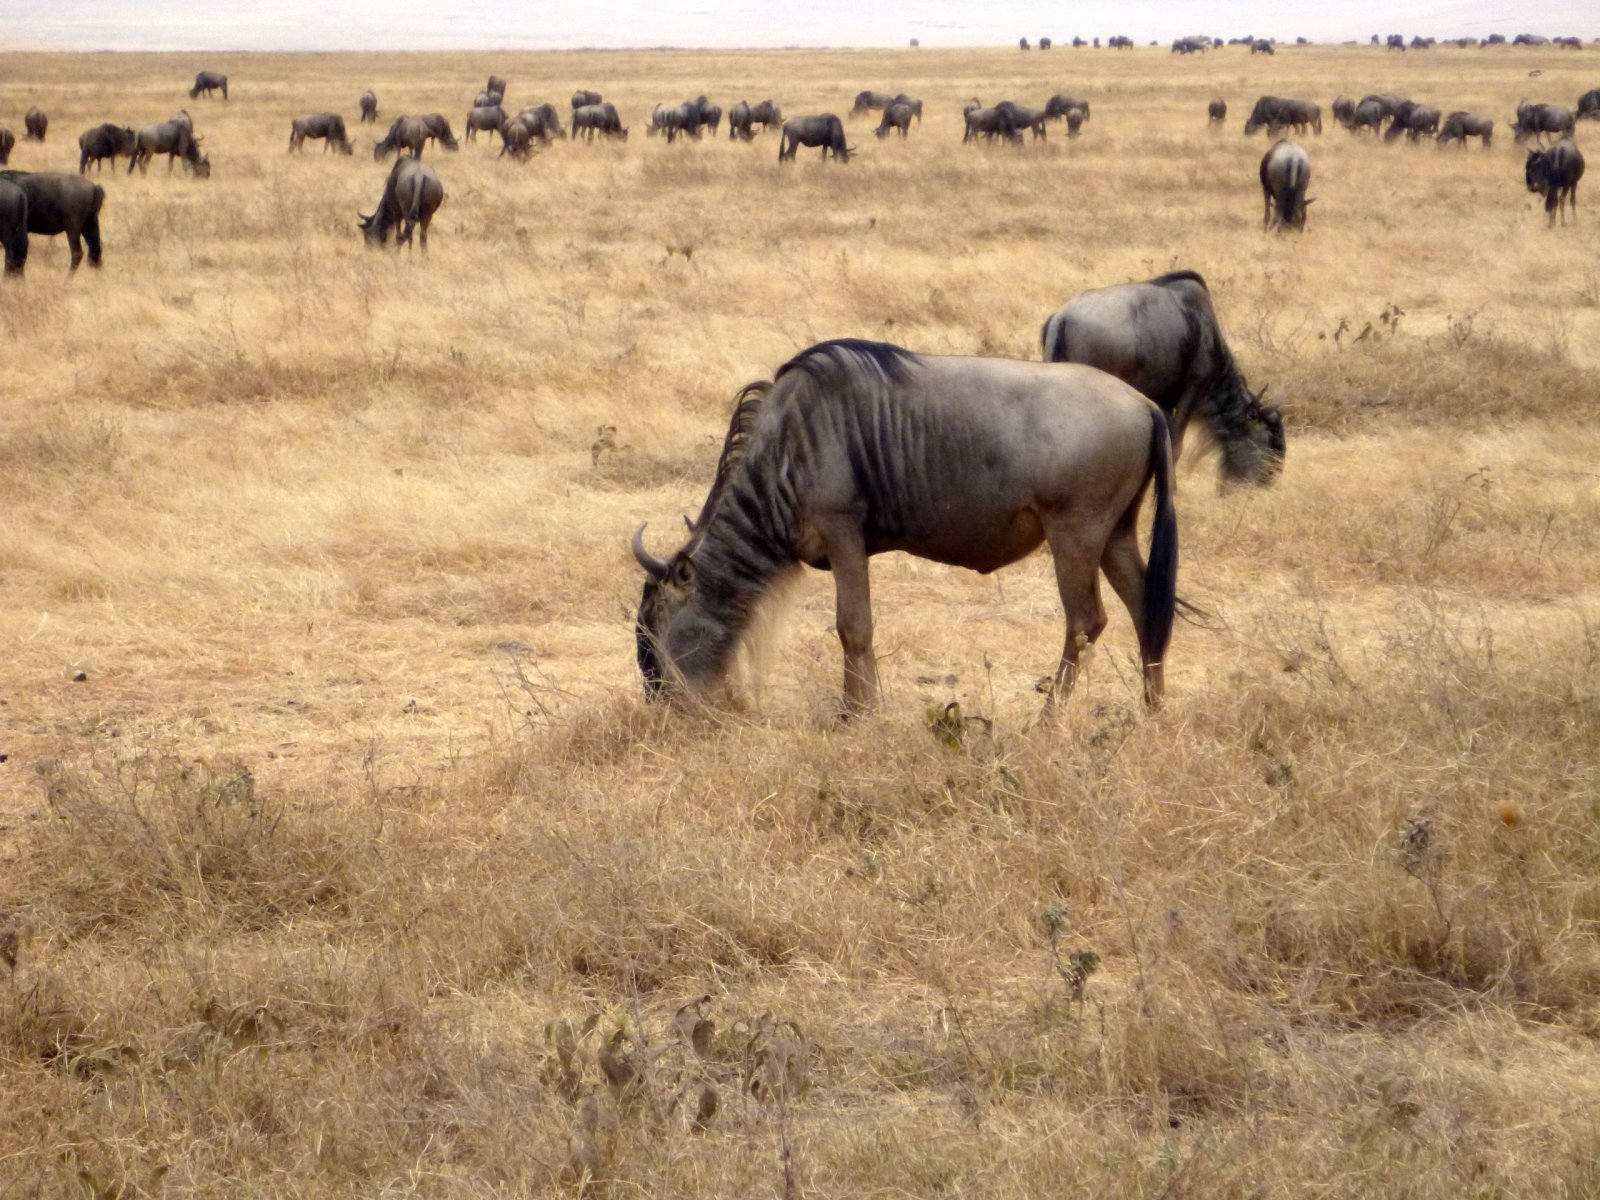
[1099,521,1161,704]
[1044,524,1109,706]
[66,229,83,271]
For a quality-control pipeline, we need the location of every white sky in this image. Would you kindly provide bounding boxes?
[7,1,1597,51]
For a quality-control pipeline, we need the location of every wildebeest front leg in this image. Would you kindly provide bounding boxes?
[1044,523,1110,706]
[818,519,878,711]
[66,229,84,271]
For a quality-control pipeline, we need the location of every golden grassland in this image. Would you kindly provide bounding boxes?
[2,42,1600,1197]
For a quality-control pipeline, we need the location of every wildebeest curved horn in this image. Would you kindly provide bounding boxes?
[683,514,694,533]
[632,524,668,580]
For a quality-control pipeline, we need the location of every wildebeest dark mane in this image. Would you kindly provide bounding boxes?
[687,380,772,539]
[775,338,918,388]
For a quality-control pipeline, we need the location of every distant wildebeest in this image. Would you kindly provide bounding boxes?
[288,113,352,154]
[1512,101,1576,144]
[729,99,781,140]
[1555,36,1582,49]
[465,104,506,143]
[1350,96,1392,134]
[699,102,723,136]
[419,113,461,150]
[1386,33,1406,51]
[189,71,228,100]
[1173,35,1209,54]
[572,89,602,110]
[874,102,914,138]
[890,94,922,123]
[1045,94,1090,124]
[1041,270,1284,487]
[0,170,105,270]
[358,156,444,250]
[1020,37,1031,50]
[1483,33,1506,45]
[1436,111,1494,148]
[24,107,47,141]
[1579,89,1600,120]
[1040,36,1051,50]
[1208,99,1227,124]
[374,115,428,160]
[1110,35,1133,49]
[1384,101,1440,141]
[1244,96,1321,136]
[650,102,699,141]
[1250,39,1274,54]
[1526,138,1584,225]
[130,121,210,176]
[486,75,507,98]
[778,114,852,162]
[1331,95,1355,128]
[1409,35,1435,49]
[1512,33,1549,47]
[848,90,895,118]
[77,123,138,172]
[1260,139,1312,230]
[572,102,628,141]
[498,119,532,161]
[473,90,503,111]
[630,340,1178,712]
[0,126,13,165]
[1064,107,1085,137]
[513,103,566,143]
[0,177,26,274]
[360,90,378,123]
[995,101,1049,140]
[963,103,1021,144]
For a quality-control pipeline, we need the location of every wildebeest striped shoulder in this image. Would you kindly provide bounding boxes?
[689,381,772,535]
[775,338,919,386]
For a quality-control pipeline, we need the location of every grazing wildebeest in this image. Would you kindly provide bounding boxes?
[963,104,1021,144]
[360,90,378,123]
[1579,89,1600,120]
[1436,111,1493,148]
[1045,94,1090,124]
[130,121,210,176]
[288,112,352,154]
[995,101,1049,140]
[1110,35,1133,49]
[729,99,781,140]
[1260,139,1312,230]
[1512,33,1549,46]
[630,340,1178,712]
[486,76,507,98]
[419,113,461,150]
[77,123,138,172]
[1208,99,1227,124]
[572,89,603,111]
[465,104,506,143]
[0,170,105,270]
[24,107,47,141]
[1244,96,1322,136]
[1350,97,1387,134]
[1251,39,1274,54]
[778,114,852,162]
[698,103,723,137]
[514,103,566,143]
[891,94,922,123]
[1555,36,1582,49]
[1332,95,1355,128]
[473,90,503,111]
[498,119,532,160]
[0,126,13,165]
[0,177,27,274]
[1020,37,1031,50]
[1065,107,1086,137]
[1512,102,1576,144]
[1384,102,1441,141]
[1526,138,1584,225]
[374,115,428,160]
[1040,36,1051,50]
[358,156,444,250]
[874,102,914,138]
[650,102,702,142]
[1041,271,1283,487]
[848,90,895,118]
[189,71,228,100]
[1386,33,1406,51]
[572,102,628,141]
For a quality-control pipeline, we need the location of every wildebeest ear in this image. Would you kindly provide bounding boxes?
[1304,197,1317,206]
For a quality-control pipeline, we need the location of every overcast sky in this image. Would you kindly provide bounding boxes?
[9,1,1597,51]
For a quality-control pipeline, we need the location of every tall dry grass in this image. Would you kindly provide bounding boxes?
[2,43,1600,1197]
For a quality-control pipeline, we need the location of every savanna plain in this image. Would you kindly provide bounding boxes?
[3,41,1600,1198]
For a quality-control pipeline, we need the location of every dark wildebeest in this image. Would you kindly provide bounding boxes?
[514,103,566,143]
[1526,139,1584,225]
[473,90,504,111]
[698,103,723,137]
[1045,94,1090,124]
[486,76,507,98]
[0,126,13,165]
[1064,107,1086,137]
[1512,33,1549,46]
[1331,95,1355,128]
[1384,102,1440,141]
[1041,271,1284,487]
[419,113,461,150]
[78,123,138,172]
[189,71,228,100]
[358,157,444,250]
[360,90,378,123]
[24,107,47,141]
[1436,111,1493,148]
[1556,36,1582,49]
[848,90,895,118]
[1244,96,1321,135]
[1512,102,1576,144]
[1208,99,1227,124]
[572,103,628,141]
[891,94,922,123]
[1040,36,1051,50]
[288,113,352,154]
[1579,89,1600,120]
[1260,139,1312,231]
[465,104,506,143]
[778,114,852,162]
[995,101,1049,140]
[1251,39,1275,54]
[729,99,781,140]
[1110,35,1133,49]
[874,101,914,138]
[630,340,1178,712]
[1020,37,1031,50]
[0,177,26,274]
[0,171,105,270]
[374,115,428,160]
[130,122,210,176]
[650,102,701,142]
[1350,97,1387,134]
[571,89,602,111]
[498,119,533,160]
[1386,33,1406,51]
[963,104,1021,144]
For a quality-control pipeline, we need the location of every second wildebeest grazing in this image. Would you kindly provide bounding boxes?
[419,113,461,150]
[1436,111,1493,148]
[25,107,47,141]
[849,90,895,117]
[875,102,914,138]
[78,123,138,172]
[572,102,627,140]
[963,103,1021,144]
[288,113,353,154]
[1244,96,1322,136]
[0,177,27,274]
[1041,271,1284,487]
[358,157,445,250]
[1045,94,1090,124]
[1260,139,1312,230]
[1512,102,1576,144]
[465,104,506,143]
[0,170,105,270]
[130,121,210,176]
[360,90,378,123]
[778,114,852,162]
[1579,90,1600,120]
[374,115,428,160]
[1209,99,1227,124]
[571,89,602,111]
[1526,138,1585,225]
[189,71,228,100]
[630,340,1178,712]
[0,126,14,165]
[729,99,782,140]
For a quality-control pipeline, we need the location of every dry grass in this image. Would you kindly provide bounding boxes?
[3,43,1600,1198]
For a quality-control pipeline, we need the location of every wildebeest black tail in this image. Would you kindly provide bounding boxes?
[83,185,105,266]
[1141,408,1178,672]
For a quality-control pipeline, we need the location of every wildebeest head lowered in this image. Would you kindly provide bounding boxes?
[189,71,228,100]
[778,114,852,162]
[288,112,352,154]
[358,156,445,249]
[1259,139,1313,230]
[1525,138,1585,226]
[374,115,428,161]
[632,340,1178,712]
[1041,270,1284,488]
